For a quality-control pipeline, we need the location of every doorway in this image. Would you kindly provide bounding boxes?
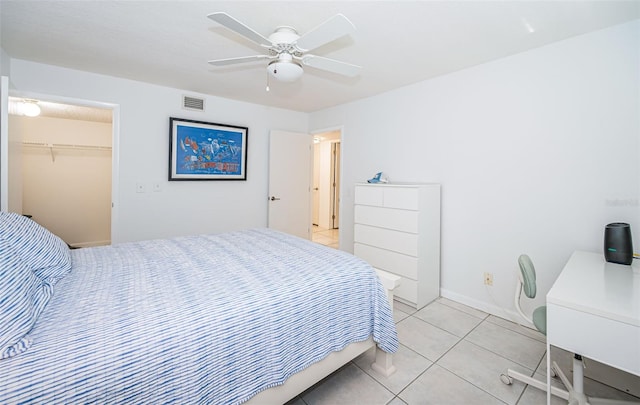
[311,129,341,249]
[7,96,114,247]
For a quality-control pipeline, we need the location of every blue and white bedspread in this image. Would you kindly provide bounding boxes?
[0,228,398,404]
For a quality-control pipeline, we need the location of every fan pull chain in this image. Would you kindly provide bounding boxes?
[266,70,270,92]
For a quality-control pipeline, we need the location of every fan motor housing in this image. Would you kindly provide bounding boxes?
[269,27,300,45]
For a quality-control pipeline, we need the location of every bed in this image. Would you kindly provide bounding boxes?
[0,212,398,404]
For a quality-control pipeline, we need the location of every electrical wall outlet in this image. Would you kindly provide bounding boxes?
[484,272,493,286]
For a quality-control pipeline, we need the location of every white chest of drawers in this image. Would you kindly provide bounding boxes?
[353,183,441,309]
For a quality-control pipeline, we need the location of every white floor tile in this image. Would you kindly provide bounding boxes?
[399,364,506,405]
[354,344,433,395]
[312,226,339,249]
[465,320,546,371]
[485,315,545,343]
[386,397,408,405]
[437,340,530,404]
[393,300,418,316]
[437,297,489,320]
[414,301,484,337]
[395,316,460,362]
[518,382,567,405]
[284,396,306,405]
[393,307,411,324]
[302,363,395,405]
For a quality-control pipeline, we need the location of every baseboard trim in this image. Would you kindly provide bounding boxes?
[440,288,530,326]
[70,240,111,248]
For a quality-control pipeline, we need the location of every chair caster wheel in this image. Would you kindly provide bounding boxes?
[500,373,513,385]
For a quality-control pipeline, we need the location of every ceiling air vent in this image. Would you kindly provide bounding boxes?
[182,95,205,112]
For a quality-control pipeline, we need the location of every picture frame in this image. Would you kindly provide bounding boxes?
[169,117,248,181]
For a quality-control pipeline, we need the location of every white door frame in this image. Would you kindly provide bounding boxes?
[311,126,343,241]
[331,141,341,229]
[6,89,121,242]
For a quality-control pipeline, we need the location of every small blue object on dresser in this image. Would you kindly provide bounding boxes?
[367,172,388,183]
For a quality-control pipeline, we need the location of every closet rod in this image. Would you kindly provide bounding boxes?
[22,141,112,151]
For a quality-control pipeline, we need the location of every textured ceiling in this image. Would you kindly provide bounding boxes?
[8,97,113,123]
[1,1,639,113]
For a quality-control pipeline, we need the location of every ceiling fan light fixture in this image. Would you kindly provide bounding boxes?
[208,12,360,83]
[267,60,303,82]
[22,99,41,117]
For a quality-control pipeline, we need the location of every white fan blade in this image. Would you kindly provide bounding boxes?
[207,12,272,47]
[208,55,270,66]
[301,55,361,77]
[296,14,356,52]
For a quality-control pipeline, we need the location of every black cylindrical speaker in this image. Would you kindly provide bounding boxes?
[604,223,633,265]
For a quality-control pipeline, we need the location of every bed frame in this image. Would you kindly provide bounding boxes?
[247,269,400,404]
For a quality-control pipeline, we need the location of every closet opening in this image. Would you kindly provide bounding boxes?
[8,97,114,247]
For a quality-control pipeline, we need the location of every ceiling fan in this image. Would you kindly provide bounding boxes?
[207,12,362,83]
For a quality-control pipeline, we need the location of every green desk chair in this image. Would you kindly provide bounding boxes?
[500,254,569,401]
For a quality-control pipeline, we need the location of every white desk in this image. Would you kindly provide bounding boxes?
[546,251,640,404]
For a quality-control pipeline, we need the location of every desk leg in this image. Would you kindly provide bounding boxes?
[547,341,551,405]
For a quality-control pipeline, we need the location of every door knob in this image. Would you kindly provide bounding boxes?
[270,196,281,201]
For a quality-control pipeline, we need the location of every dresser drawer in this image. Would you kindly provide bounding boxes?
[395,276,418,305]
[355,185,420,210]
[354,243,418,279]
[354,186,384,206]
[354,205,419,233]
[354,224,418,257]
[382,187,419,210]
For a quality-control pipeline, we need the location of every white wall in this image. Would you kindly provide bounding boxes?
[0,47,9,77]
[8,59,308,243]
[14,115,112,247]
[310,20,640,319]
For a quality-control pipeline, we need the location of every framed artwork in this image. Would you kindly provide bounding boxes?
[169,117,248,180]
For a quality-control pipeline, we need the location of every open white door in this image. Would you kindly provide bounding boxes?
[0,78,22,213]
[0,76,21,213]
[268,130,312,239]
[0,76,7,211]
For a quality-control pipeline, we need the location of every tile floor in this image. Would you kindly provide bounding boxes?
[307,226,639,404]
[312,226,339,249]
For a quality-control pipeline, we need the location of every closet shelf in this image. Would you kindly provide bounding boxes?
[22,141,112,151]
[22,141,111,162]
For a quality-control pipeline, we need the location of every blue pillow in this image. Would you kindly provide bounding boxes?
[0,238,53,359]
[0,212,71,285]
